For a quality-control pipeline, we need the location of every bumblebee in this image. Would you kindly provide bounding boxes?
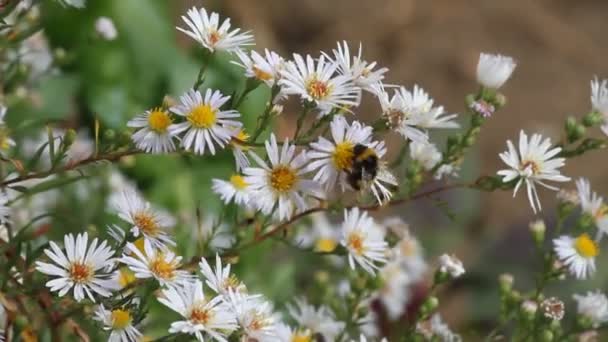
[346,144,379,191]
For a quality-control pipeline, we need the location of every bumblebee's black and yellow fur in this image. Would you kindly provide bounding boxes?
[346,144,379,190]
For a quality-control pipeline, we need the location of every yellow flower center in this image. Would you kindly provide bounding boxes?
[147,108,172,133]
[208,30,221,45]
[69,262,92,283]
[253,66,273,81]
[111,309,132,330]
[315,238,337,253]
[306,78,332,100]
[133,212,160,236]
[150,255,177,280]
[332,142,354,171]
[574,234,599,258]
[231,129,251,151]
[230,174,248,190]
[187,104,217,129]
[347,232,365,255]
[292,331,312,342]
[222,274,243,292]
[269,165,297,193]
[190,306,213,324]
[118,267,136,288]
[521,160,540,175]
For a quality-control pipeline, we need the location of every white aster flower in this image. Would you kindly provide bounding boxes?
[417,313,462,342]
[95,17,118,41]
[435,163,460,180]
[370,158,399,205]
[328,41,388,92]
[119,240,190,287]
[198,215,236,252]
[497,130,570,213]
[553,234,598,279]
[275,323,313,342]
[280,53,359,115]
[340,207,388,275]
[212,174,250,206]
[573,290,608,327]
[287,298,345,341]
[234,49,285,87]
[438,254,465,278]
[407,87,459,131]
[476,53,517,89]
[378,261,412,319]
[158,280,237,341]
[199,253,246,296]
[170,89,242,155]
[308,115,374,190]
[244,134,323,221]
[227,291,277,341]
[112,189,175,249]
[177,6,254,53]
[35,232,116,302]
[576,178,608,236]
[94,304,142,342]
[409,141,442,171]
[294,212,340,252]
[127,107,176,154]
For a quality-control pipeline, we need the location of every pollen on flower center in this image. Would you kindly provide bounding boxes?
[574,234,599,258]
[221,274,242,292]
[69,262,92,283]
[269,165,297,193]
[332,142,354,171]
[150,255,177,280]
[133,212,160,236]
[252,66,273,81]
[111,309,132,330]
[190,306,213,324]
[347,232,366,255]
[306,78,332,100]
[148,108,172,133]
[521,160,540,175]
[230,174,248,190]
[292,331,312,342]
[208,30,221,45]
[188,104,217,129]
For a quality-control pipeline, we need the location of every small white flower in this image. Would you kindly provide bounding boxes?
[198,215,236,252]
[158,280,237,341]
[35,232,116,302]
[576,178,608,236]
[438,254,465,278]
[328,41,388,92]
[409,141,442,171]
[553,234,598,279]
[177,6,254,53]
[417,314,462,342]
[573,290,608,327]
[119,240,190,287]
[591,77,608,116]
[95,17,118,41]
[378,261,412,319]
[227,291,277,341]
[94,304,142,342]
[287,298,345,341]
[170,89,242,155]
[435,163,460,180]
[476,53,516,89]
[340,207,388,275]
[497,130,570,213]
[199,253,246,296]
[112,189,175,249]
[127,107,176,154]
[212,174,250,206]
[280,53,360,115]
[275,323,313,342]
[521,300,538,315]
[244,134,323,221]
[234,49,285,87]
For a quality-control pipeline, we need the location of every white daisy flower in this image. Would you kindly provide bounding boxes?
[280,53,359,115]
[199,253,246,296]
[158,280,237,341]
[275,323,313,342]
[392,231,428,280]
[35,232,116,302]
[127,107,176,154]
[177,6,254,53]
[112,189,176,249]
[226,291,277,341]
[95,17,118,41]
[212,174,250,206]
[0,106,16,155]
[576,178,608,236]
[244,134,323,221]
[287,298,345,341]
[328,41,388,92]
[438,254,465,278]
[234,49,285,87]
[476,53,517,89]
[553,234,598,279]
[307,115,374,190]
[119,240,190,287]
[170,89,242,155]
[340,207,388,275]
[94,304,142,342]
[573,290,608,327]
[378,261,412,320]
[497,130,570,213]
[403,86,459,131]
[409,141,442,171]
[229,128,252,171]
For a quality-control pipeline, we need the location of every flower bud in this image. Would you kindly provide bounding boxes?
[529,219,546,246]
[541,330,554,342]
[499,273,514,293]
[582,111,603,127]
[420,296,439,318]
[521,300,538,321]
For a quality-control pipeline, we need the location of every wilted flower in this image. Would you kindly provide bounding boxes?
[540,297,565,321]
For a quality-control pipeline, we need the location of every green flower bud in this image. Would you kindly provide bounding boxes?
[582,111,603,127]
[420,296,439,318]
[529,219,546,246]
[499,273,514,293]
[541,330,554,342]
